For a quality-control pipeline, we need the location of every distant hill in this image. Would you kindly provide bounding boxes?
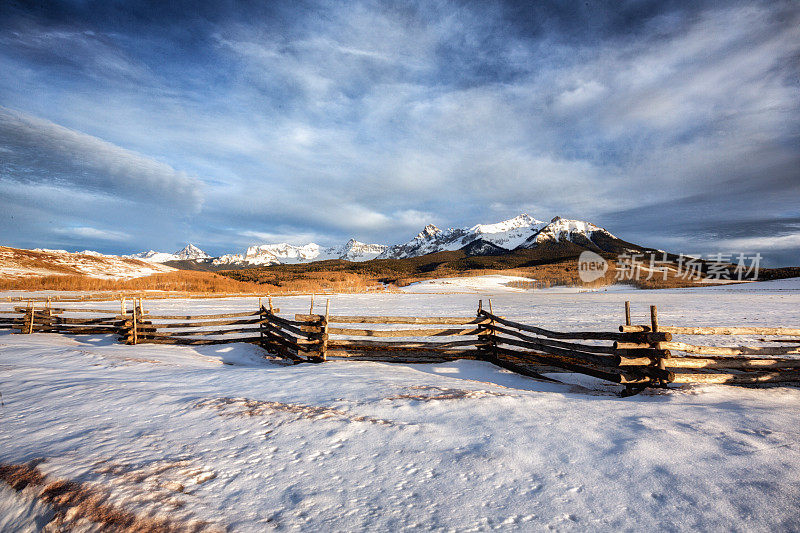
[0,246,175,280]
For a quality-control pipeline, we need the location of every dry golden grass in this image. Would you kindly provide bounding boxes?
[0,260,704,294]
[0,269,384,295]
[0,270,270,293]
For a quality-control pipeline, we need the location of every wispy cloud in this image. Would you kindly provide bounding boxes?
[0,107,204,211]
[55,226,130,241]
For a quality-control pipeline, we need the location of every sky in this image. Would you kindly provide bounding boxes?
[0,0,798,266]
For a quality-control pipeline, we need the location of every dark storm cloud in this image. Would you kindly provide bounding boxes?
[0,0,798,264]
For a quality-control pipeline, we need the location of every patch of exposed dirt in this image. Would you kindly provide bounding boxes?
[0,461,221,532]
[195,397,398,426]
[387,385,509,401]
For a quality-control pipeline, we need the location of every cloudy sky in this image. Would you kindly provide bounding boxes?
[0,0,798,265]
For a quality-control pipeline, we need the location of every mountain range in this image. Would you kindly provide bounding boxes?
[125,214,640,268]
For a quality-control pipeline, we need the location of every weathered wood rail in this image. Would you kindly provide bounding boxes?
[2,297,798,394]
[620,301,800,385]
[474,301,673,395]
[297,311,488,364]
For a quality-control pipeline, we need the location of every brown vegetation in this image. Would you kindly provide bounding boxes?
[0,246,173,278]
[0,270,269,293]
[0,268,384,295]
[0,461,217,532]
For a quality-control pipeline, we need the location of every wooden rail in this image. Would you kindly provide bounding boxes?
[477,306,673,394]
[3,297,798,395]
[621,301,800,386]
[291,307,485,364]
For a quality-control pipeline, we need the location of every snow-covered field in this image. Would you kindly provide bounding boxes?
[1,281,800,531]
[400,274,538,293]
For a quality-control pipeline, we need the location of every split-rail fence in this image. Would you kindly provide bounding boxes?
[1,297,798,395]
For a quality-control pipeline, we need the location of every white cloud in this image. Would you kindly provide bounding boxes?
[718,233,800,251]
[239,230,323,245]
[556,80,606,108]
[55,226,130,241]
[0,107,204,211]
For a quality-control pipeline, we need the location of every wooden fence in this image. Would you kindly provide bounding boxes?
[620,301,800,385]
[474,301,673,395]
[2,297,798,394]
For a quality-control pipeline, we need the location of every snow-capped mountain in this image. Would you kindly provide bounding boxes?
[126,250,178,263]
[215,243,323,267]
[328,239,388,261]
[378,214,626,260]
[127,243,210,263]
[148,215,626,267]
[174,243,210,260]
[520,217,616,247]
[212,239,388,266]
[20,215,633,271]
[378,214,542,259]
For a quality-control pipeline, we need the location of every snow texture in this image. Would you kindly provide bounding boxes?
[1,282,800,531]
[400,274,537,293]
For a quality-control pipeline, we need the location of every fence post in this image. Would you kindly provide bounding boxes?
[488,299,499,362]
[476,300,486,359]
[28,302,36,334]
[258,298,265,351]
[650,305,668,386]
[624,301,631,326]
[318,299,329,362]
[475,299,496,362]
[261,297,275,354]
[132,300,138,345]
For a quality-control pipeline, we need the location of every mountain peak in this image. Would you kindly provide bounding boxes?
[174,243,210,260]
[416,224,441,240]
[470,213,543,235]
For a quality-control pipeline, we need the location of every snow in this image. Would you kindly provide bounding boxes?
[128,243,210,263]
[127,250,181,263]
[469,214,543,235]
[379,214,548,259]
[469,214,548,250]
[0,485,54,531]
[212,240,388,266]
[379,214,623,259]
[531,217,615,245]
[0,246,175,280]
[400,274,538,293]
[1,286,800,531]
[687,277,800,292]
[11,213,624,270]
